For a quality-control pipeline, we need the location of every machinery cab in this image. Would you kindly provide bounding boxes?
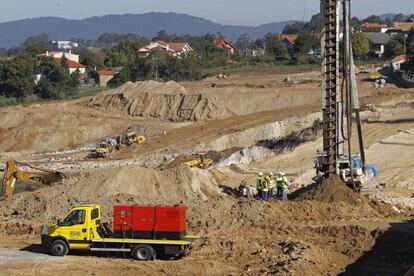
[315,151,379,187]
[125,132,146,145]
[198,153,213,169]
[95,142,113,157]
[42,205,102,251]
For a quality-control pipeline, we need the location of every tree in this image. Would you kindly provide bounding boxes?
[108,67,132,87]
[385,37,404,58]
[351,32,369,57]
[35,80,58,99]
[282,13,322,34]
[308,13,323,33]
[153,30,171,42]
[35,56,77,99]
[1,55,35,100]
[265,33,289,61]
[253,38,265,49]
[294,33,320,54]
[23,33,50,47]
[104,39,144,67]
[236,33,250,55]
[22,44,47,57]
[351,17,361,30]
[363,15,383,24]
[393,13,405,22]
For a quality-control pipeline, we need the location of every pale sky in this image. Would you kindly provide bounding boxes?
[1,0,413,25]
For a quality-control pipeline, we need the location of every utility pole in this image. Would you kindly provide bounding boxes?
[404,34,408,55]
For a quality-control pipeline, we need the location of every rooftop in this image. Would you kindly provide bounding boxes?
[55,58,86,69]
[392,54,407,63]
[362,32,391,45]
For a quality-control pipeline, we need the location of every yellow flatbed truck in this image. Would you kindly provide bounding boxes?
[41,204,198,260]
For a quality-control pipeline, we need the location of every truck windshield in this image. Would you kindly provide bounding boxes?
[60,210,85,226]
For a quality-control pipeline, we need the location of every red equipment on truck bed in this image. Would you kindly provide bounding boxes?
[113,205,187,240]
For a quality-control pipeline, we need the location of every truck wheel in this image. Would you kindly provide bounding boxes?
[132,245,155,261]
[50,240,68,256]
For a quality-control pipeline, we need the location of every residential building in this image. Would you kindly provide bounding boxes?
[391,22,414,34]
[138,41,193,57]
[39,51,80,63]
[391,54,407,70]
[214,38,236,55]
[360,22,389,33]
[238,48,265,57]
[362,32,391,57]
[52,41,79,50]
[55,58,86,75]
[0,56,13,63]
[278,34,298,52]
[97,70,115,87]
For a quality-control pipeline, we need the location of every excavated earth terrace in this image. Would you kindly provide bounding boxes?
[0,68,414,275]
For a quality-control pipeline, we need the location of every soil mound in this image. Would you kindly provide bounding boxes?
[89,81,222,122]
[296,175,365,205]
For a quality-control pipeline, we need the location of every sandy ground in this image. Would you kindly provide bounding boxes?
[0,67,414,275]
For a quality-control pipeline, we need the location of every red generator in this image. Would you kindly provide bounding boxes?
[113,205,187,240]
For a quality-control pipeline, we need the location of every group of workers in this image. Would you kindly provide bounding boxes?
[256,172,289,201]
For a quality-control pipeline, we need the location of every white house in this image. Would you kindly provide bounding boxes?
[55,58,86,75]
[39,51,80,63]
[138,41,193,57]
[391,54,407,70]
[52,41,79,50]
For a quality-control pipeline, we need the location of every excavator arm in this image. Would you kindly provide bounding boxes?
[0,160,66,199]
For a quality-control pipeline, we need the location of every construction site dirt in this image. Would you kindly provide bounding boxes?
[1,67,414,275]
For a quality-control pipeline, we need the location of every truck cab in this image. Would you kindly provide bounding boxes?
[41,205,101,255]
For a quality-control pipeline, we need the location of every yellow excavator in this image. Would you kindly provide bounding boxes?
[0,160,66,199]
[184,153,214,169]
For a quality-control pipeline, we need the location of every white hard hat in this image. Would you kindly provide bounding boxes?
[279,172,286,176]
[258,172,263,176]
[269,172,274,176]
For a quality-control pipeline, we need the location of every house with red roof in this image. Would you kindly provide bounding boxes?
[38,50,87,75]
[391,54,407,70]
[97,70,115,87]
[360,22,389,33]
[55,58,86,75]
[138,41,193,57]
[214,38,236,55]
[278,34,298,52]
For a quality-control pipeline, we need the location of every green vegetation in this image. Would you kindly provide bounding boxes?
[351,32,369,57]
[0,53,82,105]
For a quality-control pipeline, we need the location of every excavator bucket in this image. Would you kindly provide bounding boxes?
[0,160,18,199]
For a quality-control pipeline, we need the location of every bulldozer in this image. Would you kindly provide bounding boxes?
[94,142,115,158]
[91,132,145,158]
[184,153,213,169]
[0,160,66,199]
[125,131,145,146]
[121,131,146,147]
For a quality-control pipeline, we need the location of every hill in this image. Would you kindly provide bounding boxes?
[0,12,295,48]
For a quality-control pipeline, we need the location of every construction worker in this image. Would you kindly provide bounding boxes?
[276,172,289,200]
[256,172,264,200]
[262,175,270,201]
[268,172,275,200]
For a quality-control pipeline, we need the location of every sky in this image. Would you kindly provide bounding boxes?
[1,0,414,25]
